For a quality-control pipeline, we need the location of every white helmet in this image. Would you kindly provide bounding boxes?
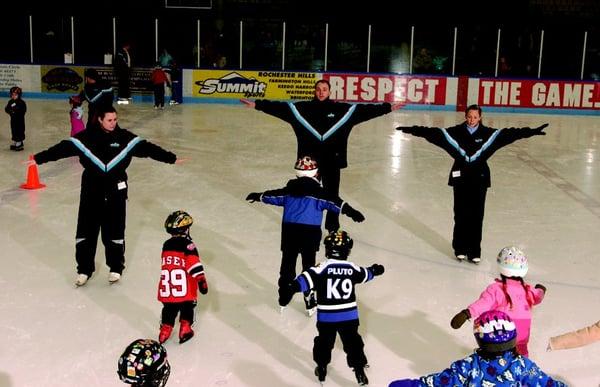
[295,156,318,178]
[496,246,528,278]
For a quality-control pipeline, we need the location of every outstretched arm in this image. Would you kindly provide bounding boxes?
[239,98,256,108]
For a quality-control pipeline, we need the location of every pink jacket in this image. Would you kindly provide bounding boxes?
[70,107,85,136]
[468,278,545,356]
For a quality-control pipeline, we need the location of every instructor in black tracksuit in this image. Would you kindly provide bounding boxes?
[397,104,548,263]
[33,106,179,286]
[241,80,404,232]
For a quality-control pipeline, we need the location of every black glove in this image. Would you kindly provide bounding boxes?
[198,279,208,295]
[341,203,365,222]
[450,309,471,329]
[245,192,262,203]
[368,264,385,276]
[396,126,417,134]
[529,123,548,136]
[535,283,547,293]
[278,281,300,307]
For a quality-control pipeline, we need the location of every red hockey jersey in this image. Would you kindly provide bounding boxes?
[157,236,206,303]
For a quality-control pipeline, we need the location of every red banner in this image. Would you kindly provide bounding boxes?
[478,79,600,109]
[324,74,447,104]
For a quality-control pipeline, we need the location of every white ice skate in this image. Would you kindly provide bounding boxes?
[75,274,89,287]
[108,272,121,283]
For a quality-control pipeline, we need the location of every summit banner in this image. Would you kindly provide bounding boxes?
[192,70,321,100]
[474,79,600,109]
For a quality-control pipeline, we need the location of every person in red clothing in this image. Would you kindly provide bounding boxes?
[150,63,170,109]
[157,210,208,344]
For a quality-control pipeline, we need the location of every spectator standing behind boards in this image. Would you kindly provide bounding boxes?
[397,105,548,263]
[151,63,170,110]
[31,106,180,287]
[389,310,566,387]
[548,319,600,350]
[450,246,546,357]
[78,68,114,129]
[246,156,365,315]
[241,79,404,233]
[169,61,182,105]
[5,86,26,151]
[114,43,132,104]
[68,95,85,137]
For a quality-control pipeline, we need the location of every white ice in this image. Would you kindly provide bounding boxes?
[0,100,599,386]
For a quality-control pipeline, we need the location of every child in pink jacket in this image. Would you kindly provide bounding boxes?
[450,246,546,356]
[69,95,85,136]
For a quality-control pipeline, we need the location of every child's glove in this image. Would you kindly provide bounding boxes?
[341,203,365,222]
[368,264,385,276]
[198,279,208,295]
[451,309,471,329]
[535,283,547,293]
[278,281,300,307]
[245,192,262,203]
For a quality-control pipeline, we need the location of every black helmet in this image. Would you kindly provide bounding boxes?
[164,210,193,235]
[117,339,170,387]
[324,230,353,260]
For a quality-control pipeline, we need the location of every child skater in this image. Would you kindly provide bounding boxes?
[69,95,85,136]
[279,230,385,386]
[158,210,208,344]
[389,310,566,386]
[5,86,27,151]
[246,156,365,315]
[151,63,169,109]
[450,246,546,356]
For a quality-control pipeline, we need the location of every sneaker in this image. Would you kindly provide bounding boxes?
[108,272,121,283]
[75,274,89,286]
[179,320,194,343]
[469,257,481,264]
[159,324,174,344]
[354,367,369,386]
[455,254,467,261]
[314,366,327,383]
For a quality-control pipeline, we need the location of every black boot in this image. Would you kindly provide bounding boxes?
[314,365,327,383]
[354,367,368,385]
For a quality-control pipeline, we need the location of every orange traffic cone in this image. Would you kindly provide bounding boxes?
[20,155,46,190]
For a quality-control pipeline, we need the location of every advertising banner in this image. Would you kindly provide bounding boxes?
[0,64,40,93]
[193,70,321,100]
[325,74,448,104]
[40,66,154,95]
[476,79,600,109]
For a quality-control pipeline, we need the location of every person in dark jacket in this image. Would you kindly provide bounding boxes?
[5,86,27,151]
[396,104,548,263]
[246,156,365,315]
[114,43,132,103]
[32,106,180,286]
[78,68,114,129]
[241,80,404,233]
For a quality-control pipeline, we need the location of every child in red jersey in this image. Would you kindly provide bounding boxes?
[157,210,208,344]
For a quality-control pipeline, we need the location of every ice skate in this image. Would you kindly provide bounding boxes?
[75,273,89,287]
[455,254,467,261]
[469,256,481,264]
[179,320,194,343]
[159,324,173,344]
[108,272,121,283]
[354,367,368,386]
[314,365,326,384]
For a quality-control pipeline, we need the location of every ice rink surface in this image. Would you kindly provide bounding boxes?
[1,100,599,386]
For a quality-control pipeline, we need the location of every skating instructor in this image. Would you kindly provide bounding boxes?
[32,106,182,286]
[241,79,404,232]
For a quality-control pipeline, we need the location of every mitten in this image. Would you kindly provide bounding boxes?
[341,203,365,222]
[278,281,300,307]
[198,279,208,295]
[368,264,385,276]
[245,192,262,203]
[535,283,547,293]
[396,126,417,134]
[450,309,471,329]
[528,123,548,136]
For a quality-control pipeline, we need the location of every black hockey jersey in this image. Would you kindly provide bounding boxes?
[296,259,376,323]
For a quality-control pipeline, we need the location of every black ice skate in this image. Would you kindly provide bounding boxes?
[314,365,327,384]
[354,367,368,386]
